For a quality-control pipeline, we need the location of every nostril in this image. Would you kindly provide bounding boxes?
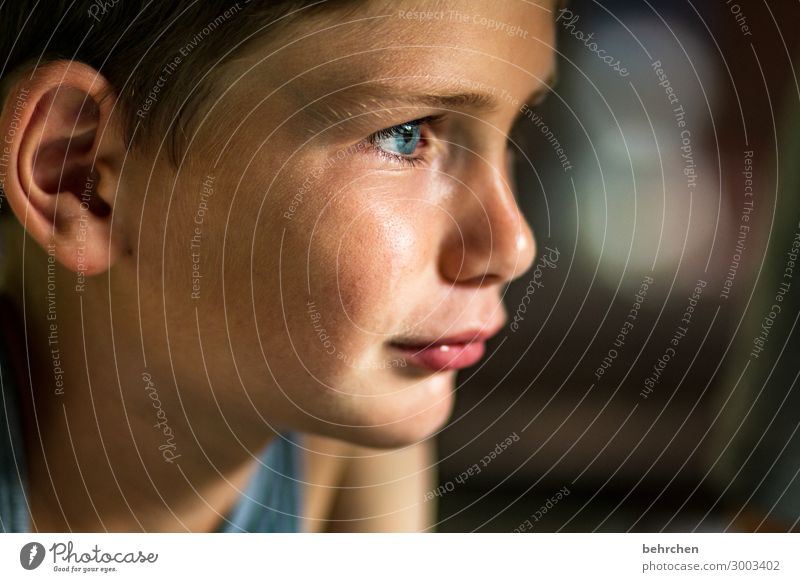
[447,270,507,289]
[474,273,505,287]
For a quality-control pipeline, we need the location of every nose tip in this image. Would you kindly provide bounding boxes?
[510,222,537,278]
[439,166,536,286]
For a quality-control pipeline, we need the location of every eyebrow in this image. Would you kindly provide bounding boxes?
[301,71,557,130]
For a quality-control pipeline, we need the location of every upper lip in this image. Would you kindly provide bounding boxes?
[390,318,505,349]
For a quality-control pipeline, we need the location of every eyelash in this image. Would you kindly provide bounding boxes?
[365,115,442,168]
[362,114,528,170]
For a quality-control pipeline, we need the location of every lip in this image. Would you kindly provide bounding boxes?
[389,322,503,372]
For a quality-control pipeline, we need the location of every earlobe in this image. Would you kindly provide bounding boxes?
[0,60,125,276]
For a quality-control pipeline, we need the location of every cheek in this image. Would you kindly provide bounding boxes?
[333,200,425,328]
[241,171,430,368]
[308,185,442,343]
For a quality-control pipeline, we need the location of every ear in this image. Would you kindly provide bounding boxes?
[0,60,127,275]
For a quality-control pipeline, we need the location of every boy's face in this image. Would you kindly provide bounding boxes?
[123,0,555,446]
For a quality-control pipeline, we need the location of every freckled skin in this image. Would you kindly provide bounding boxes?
[0,0,558,533]
[120,0,555,448]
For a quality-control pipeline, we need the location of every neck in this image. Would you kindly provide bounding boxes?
[4,229,276,532]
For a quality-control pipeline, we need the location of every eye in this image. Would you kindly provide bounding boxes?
[365,115,441,167]
[370,120,423,156]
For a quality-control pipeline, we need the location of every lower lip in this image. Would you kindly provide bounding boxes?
[390,341,486,371]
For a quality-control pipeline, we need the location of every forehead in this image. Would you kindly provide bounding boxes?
[226,0,556,107]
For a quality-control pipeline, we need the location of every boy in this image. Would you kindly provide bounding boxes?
[0,0,555,531]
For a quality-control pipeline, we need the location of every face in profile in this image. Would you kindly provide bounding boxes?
[127,0,556,448]
[13,1,556,450]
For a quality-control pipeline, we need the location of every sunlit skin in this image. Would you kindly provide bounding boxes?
[0,0,555,531]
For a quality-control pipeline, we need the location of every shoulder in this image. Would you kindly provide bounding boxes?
[298,434,437,532]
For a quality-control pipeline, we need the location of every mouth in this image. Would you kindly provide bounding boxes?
[388,323,503,372]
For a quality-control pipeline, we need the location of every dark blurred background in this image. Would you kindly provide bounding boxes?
[436,0,800,532]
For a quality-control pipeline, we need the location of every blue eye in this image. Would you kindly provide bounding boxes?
[370,120,423,156]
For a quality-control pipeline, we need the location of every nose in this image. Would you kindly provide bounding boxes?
[438,153,536,286]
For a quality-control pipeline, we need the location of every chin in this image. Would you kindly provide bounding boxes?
[330,381,456,449]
